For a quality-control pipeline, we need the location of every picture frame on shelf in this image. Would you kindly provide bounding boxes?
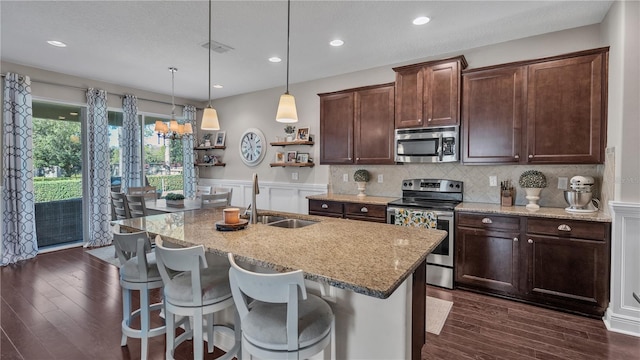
[296,153,309,163]
[286,150,297,163]
[296,127,309,142]
[214,131,226,146]
[275,151,285,163]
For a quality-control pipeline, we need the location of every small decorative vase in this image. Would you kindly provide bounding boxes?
[356,182,367,197]
[204,140,211,147]
[285,135,294,142]
[524,187,543,210]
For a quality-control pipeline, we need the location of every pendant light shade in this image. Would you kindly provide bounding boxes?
[276,93,298,123]
[201,0,220,130]
[201,106,220,130]
[276,0,298,123]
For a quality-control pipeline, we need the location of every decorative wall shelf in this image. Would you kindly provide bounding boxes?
[269,141,314,147]
[269,162,315,168]
[194,146,226,150]
[194,163,226,167]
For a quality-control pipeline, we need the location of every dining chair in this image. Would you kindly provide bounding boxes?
[196,185,212,198]
[126,194,149,218]
[153,236,241,360]
[112,230,165,360]
[111,191,131,220]
[228,253,335,360]
[214,187,233,205]
[128,186,158,201]
[200,193,230,209]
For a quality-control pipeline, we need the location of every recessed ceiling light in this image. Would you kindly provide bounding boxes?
[329,39,344,47]
[47,40,67,47]
[412,16,431,25]
[69,112,78,116]
[269,57,282,63]
[213,84,223,89]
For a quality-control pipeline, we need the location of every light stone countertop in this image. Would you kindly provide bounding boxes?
[306,193,398,205]
[456,202,612,223]
[118,208,446,299]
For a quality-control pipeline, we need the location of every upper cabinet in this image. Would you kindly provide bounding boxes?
[319,83,395,165]
[393,56,467,128]
[462,47,608,164]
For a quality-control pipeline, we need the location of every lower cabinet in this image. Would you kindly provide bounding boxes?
[455,211,611,317]
[309,199,387,223]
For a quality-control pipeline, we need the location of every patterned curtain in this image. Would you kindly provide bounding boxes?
[85,89,111,247]
[1,73,38,265]
[182,105,197,199]
[121,94,141,193]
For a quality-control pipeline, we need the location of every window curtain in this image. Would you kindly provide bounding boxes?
[182,105,197,199]
[85,89,111,247]
[1,73,38,265]
[121,94,141,193]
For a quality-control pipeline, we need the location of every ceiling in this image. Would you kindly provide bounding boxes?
[1,1,613,102]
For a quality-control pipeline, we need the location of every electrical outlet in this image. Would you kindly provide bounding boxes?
[291,172,298,180]
[378,174,384,183]
[558,177,568,190]
[343,173,349,182]
[489,176,497,187]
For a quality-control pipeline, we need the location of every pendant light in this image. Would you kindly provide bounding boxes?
[156,67,192,141]
[275,0,298,123]
[201,0,220,130]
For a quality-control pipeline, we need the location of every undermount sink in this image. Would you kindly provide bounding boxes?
[255,215,287,224]
[267,218,318,229]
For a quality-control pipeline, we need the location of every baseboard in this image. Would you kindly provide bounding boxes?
[604,308,640,337]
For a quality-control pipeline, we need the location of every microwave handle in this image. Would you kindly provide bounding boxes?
[438,133,443,161]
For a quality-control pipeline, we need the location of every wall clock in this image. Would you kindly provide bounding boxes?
[239,128,266,166]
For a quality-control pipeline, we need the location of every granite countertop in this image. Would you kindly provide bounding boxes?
[455,202,612,223]
[306,193,398,205]
[117,209,446,299]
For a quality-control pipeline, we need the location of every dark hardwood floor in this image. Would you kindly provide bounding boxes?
[2,247,639,359]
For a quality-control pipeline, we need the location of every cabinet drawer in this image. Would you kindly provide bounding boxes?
[344,203,387,221]
[457,212,520,231]
[526,218,608,241]
[309,200,343,215]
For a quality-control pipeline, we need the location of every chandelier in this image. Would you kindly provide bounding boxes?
[155,67,193,141]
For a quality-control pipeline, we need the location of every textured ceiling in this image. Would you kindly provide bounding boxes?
[1,1,613,102]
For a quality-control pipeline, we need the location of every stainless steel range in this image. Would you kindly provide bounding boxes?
[387,179,463,289]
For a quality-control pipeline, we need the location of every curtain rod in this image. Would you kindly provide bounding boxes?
[1,72,202,110]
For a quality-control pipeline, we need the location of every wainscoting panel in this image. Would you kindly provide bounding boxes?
[198,179,327,215]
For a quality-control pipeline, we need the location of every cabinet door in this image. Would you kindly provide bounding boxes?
[455,226,521,295]
[462,67,526,164]
[524,235,608,315]
[320,92,354,164]
[526,52,606,164]
[354,85,395,164]
[394,67,424,128]
[424,61,460,127]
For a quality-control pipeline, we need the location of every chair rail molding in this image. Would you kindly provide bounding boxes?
[197,179,327,214]
[604,201,640,337]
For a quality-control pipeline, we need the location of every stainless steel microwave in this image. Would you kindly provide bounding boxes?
[394,126,459,163]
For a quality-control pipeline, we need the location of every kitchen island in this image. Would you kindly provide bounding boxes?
[118,208,446,359]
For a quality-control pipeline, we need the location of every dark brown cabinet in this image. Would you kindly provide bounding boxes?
[319,83,395,165]
[455,211,611,317]
[309,199,387,223]
[461,47,608,164]
[393,56,467,128]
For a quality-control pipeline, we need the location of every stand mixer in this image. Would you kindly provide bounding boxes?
[564,176,600,213]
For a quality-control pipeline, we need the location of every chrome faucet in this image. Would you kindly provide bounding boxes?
[250,173,259,224]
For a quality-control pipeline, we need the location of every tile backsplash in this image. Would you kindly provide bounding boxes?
[330,163,604,209]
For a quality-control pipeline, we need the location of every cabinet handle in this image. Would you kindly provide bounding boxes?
[558,224,571,231]
[428,118,432,122]
[481,218,492,224]
[514,154,520,159]
[348,157,352,160]
[360,207,368,213]
[513,237,519,242]
[528,154,533,159]
[528,239,533,244]
[321,204,329,209]
[356,157,360,161]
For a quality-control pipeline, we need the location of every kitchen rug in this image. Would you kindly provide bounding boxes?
[86,245,120,267]
[426,296,453,335]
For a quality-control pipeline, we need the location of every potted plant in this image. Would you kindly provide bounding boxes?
[519,170,547,210]
[203,134,212,147]
[284,125,296,142]
[165,192,185,208]
[353,169,371,197]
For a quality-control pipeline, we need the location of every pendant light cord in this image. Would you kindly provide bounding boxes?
[208,0,212,107]
[285,0,291,95]
[170,67,176,118]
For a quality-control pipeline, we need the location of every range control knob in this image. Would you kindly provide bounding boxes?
[403,182,408,187]
[456,184,461,188]
[408,182,413,187]
[449,184,454,188]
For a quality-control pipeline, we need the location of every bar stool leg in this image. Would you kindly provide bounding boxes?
[121,289,131,346]
[140,288,150,360]
[193,309,204,359]
[206,313,214,353]
[165,310,175,360]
